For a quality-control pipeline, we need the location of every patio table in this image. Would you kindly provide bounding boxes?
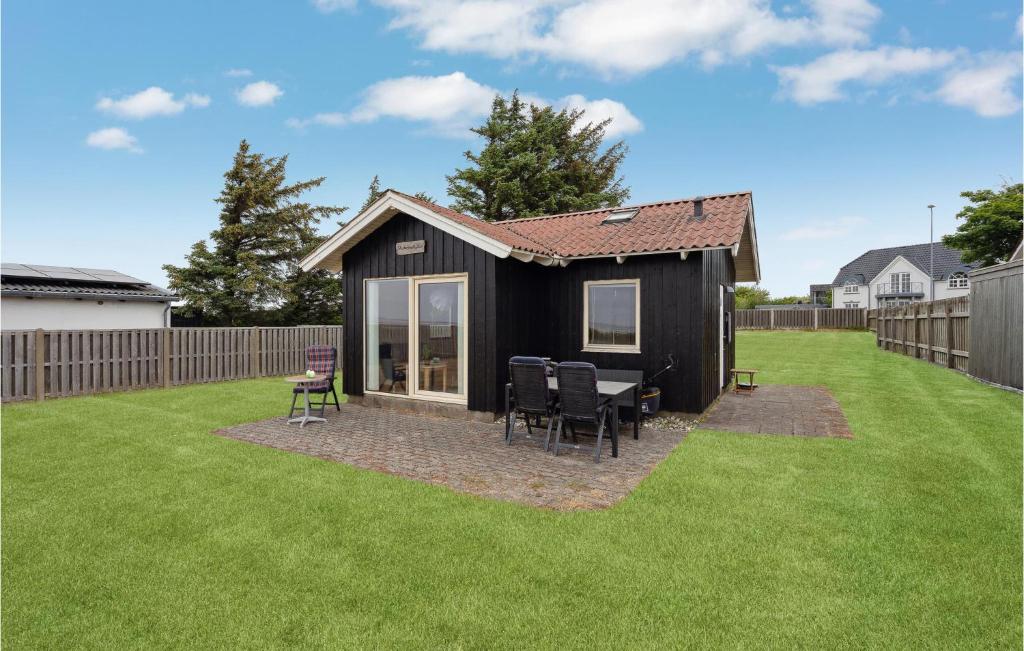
[504,377,640,459]
[285,374,328,427]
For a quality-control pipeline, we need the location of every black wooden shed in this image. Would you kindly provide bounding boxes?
[300,190,760,416]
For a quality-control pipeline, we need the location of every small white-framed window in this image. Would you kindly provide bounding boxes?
[948,272,968,289]
[583,279,640,353]
[890,272,911,293]
[844,282,858,294]
[844,301,859,309]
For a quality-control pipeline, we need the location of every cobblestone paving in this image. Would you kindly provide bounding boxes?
[215,404,686,510]
[698,385,852,438]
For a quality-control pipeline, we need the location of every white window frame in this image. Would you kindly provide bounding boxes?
[890,272,911,293]
[844,301,859,309]
[844,282,858,294]
[948,272,968,289]
[582,278,641,354]
[363,273,469,405]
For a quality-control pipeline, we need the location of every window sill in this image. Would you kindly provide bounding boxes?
[582,345,642,354]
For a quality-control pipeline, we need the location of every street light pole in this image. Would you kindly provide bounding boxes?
[927,204,935,301]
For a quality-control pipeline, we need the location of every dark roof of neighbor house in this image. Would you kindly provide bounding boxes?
[1,264,176,302]
[809,284,831,292]
[831,243,981,286]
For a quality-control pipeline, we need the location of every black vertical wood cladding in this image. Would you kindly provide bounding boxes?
[698,248,736,411]
[495,253,708,413]
[342,212,737,414]
[341,213,499,412]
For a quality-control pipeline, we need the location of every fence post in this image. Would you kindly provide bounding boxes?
[927,304,935,363]
[162,328,171,388]
[250,326,261,378]
[34,329,45,401]
[910,303,918,358]
[813,309,818,330]
[769,310,775,330]
[945,301,954,369]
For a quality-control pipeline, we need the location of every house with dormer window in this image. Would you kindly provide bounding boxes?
[830,242,980,309]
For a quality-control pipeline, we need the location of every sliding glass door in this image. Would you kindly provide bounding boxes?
[365,275,466,402]
[365,279,410,394]
[414,279,465,398]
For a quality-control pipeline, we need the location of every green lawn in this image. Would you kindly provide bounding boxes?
[3,331,1020,648]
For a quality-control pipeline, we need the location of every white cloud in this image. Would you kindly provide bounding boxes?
[936,53,1022,117]
[285,112,348,130]
[780,217,867,241]
[184,93,211,108]
[349,71,496,127]
[1017,13,1023,36]
[96,86,210,119]
[224,68,253,78]
[313,0,356,12]
[85,127,142,152]
[773,46,958,104]
[557,95,643,137]
[236,81,283,107]
[374,0,881,75]
[286,71,643,138]
[774,46,1021,117]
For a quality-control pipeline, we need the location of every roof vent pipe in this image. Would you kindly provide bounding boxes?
[693,196,705,220]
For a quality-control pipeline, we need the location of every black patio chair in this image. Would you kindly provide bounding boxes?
[553,362,614,463]
[506,356,558,450]
[288,345,341,418]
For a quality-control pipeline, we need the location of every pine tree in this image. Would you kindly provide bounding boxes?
[360,175,384,212]
[447,92,630,221]
[359,174,436,213]
[163,140,346,326]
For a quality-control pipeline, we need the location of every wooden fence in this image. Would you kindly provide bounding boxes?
[736,308,868,330]
[872,297,970,373]
[0,326,343,402]
[968,260,1022,390]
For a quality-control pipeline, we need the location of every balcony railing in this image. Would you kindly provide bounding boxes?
[876,281,924,296]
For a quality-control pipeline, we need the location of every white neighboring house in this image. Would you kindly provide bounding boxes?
[1,263,176,330]
[830,243,980,309]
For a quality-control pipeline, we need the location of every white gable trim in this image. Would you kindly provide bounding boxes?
[746,199,762,283]
[300,191,515,272]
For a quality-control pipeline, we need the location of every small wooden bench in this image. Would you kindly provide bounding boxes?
[730,368,759,395]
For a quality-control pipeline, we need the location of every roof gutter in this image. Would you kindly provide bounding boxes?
[1,289,178,302]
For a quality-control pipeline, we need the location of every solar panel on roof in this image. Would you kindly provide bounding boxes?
[89,271,146,284]
[0,263,48,278]
[0,263,147,285]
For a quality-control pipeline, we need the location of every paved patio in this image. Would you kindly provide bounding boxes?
[698,385,852,438]
[215,404,686,510]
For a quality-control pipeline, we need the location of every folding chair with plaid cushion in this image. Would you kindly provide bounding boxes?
[288,345,341,418]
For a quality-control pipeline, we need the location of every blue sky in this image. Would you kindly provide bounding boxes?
[2,0,1021,296]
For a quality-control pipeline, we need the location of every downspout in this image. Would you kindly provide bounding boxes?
[163,302,171,327]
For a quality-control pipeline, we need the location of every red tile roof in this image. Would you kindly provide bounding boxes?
[395,190,751,258]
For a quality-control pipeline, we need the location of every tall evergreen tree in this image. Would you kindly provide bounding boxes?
[359,174,436,213]
[447,92,630,221]
[163,140,346,326]
[361,174,384,212]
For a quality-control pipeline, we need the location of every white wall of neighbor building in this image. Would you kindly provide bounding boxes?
[1,297,170,330]
[830,256,971,308]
